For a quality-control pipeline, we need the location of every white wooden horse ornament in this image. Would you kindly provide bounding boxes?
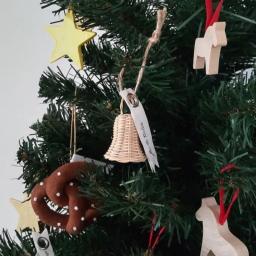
[196,197,249,256]
[193,22,227,75]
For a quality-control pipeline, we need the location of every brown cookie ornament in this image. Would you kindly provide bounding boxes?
[31,161,98,234]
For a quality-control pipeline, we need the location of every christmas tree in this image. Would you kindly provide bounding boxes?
[1,0,256,255]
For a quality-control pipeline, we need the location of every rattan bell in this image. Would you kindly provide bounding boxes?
[104,114,146,163]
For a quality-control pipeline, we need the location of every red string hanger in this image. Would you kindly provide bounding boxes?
[218,163,240,225]
[205,0,224,30]
[145,213,166,255]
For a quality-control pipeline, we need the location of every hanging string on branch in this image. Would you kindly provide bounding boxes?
[105,7,167,172]
[144,213,166,256]
[68,84,114,171]
[117,7,167,113]
[218,163,240,225]
[70,87,78,160]
[118,7,167,94]
[134,7,167,93]
[205,0,224,30]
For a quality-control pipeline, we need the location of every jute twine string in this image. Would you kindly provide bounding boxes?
[118,7,167,113]
[70,87,78,159]
[118,66,126,114]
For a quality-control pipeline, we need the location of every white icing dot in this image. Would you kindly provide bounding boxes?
[33,197,37,202]
[57,223,61,227]
[74,206,79,211]
[57,172,61,176]
[73,226,77,231]
[81,217,85,221]
[56,192,61,197]
[91,203,95,208]
[40,182,44,186]
[93,217,97,222]
[69,182,74,186]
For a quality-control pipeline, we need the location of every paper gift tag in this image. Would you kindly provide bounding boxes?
[119,88,159,172]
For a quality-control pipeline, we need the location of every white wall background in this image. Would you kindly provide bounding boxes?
[0,0,58,233]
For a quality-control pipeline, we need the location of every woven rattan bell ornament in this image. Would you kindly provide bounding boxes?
[105,8,167,167]
[104,51,147,164]
[104,113,146,163]
[104,83,146,163]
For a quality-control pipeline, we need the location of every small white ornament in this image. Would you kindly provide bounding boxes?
[119,88,159,172]
[196,197,249,256]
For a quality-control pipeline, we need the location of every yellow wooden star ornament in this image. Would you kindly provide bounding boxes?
[47,9,96,69]
[10,195,39,231]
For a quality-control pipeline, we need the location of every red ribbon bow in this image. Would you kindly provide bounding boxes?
[147,213,166,253]
[218,163,240,225]
[205,0,224,30]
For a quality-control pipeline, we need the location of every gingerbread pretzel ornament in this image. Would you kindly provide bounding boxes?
[193,0,227,75]
[31,161,98,234]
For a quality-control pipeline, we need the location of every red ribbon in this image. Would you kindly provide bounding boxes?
[148,214,166,252]
[219,187,240,225]
[220,163,237,174]
[205,0,224,30]
[218,163,240,225]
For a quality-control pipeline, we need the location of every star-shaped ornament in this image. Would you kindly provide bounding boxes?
[10,194,39,231]
[47,9,96,69]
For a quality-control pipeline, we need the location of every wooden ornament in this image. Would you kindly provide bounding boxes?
[104,114,146,163]
[31,161,98,235]
[10,195,39,231]
[47,9,96,69]
[193,22,227,75]
[196,197,249,256]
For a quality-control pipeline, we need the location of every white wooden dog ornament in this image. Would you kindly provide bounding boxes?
[196,197,249,256]
[193,0,227,75]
